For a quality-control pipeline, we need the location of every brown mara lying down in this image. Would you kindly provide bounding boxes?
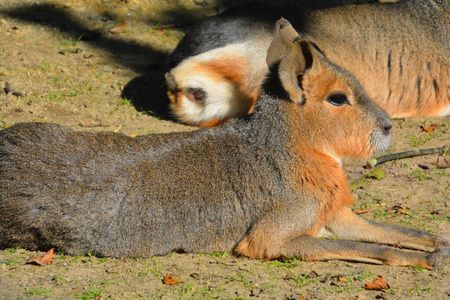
[0,19,449,270]
[166,0,450,126]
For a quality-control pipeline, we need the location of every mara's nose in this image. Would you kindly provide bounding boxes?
[382,120,393,135]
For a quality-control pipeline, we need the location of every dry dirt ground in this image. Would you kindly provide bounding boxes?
[0,0,449,299]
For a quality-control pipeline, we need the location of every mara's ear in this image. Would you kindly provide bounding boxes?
[266,18,317,104]
[266,18,300,69]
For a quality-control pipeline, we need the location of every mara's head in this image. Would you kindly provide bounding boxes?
[165,46,259,127]
[267,18,392,160]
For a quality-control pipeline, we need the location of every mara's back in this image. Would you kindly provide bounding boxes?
[0,116,293,257]
[167,0,450,126]
[304,0,450,117]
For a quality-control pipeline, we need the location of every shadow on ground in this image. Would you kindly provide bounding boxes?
[1,3,199,121]
[2,0,378,121]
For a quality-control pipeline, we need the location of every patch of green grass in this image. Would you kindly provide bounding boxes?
[0,116,7,129]
[5,247,22,265]
[53,274,77,284]
[402,158,410,168]
[121,97,132,106]
[56,35,83,47]
[265,257,299,270]
[373,208,390,218]
[328,269,375,294]
[100,278,123,286]
[76,286,101,300]
[405,188,414,200]
[437,169,450,177]
[39,59,51,72]
[346,268,375,282]
[142,109,160,120]
[409,265,427,272]
[366,191,385,204]
[407,119,419,128]
[25,286,53,296]
[150,22,161,34]
[84,252,108,264]
[56,248,66,256]
[396,118,405,128]
[406,123,447,146]
[6,255,22,266]
[225,273,251,288]
[46,91,64,104]
[210,251,228,259]
[289,273,320,288]
[137,259,163,277]
[411,169,431,181]
[50,75,62,87]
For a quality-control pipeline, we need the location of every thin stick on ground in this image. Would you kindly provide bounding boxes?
[366,146,447,168]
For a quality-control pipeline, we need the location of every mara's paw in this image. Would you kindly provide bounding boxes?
[427,247,450,271]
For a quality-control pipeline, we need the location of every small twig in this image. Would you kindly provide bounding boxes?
[366,146,447,168]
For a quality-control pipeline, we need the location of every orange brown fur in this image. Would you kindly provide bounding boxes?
[201,56,259,114]
[1,19,449,270]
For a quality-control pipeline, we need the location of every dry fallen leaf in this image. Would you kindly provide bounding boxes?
[109,26,124,34]
[421,123,438,133]
[364,275,390,290]
[387,205,409,215]
[338,274,346,283]
[27,248,55,266]
[432,158,450,169]
[175,248,188,254]
[109,19,127,34]
[163,273,185,285]
[80,120,102,127]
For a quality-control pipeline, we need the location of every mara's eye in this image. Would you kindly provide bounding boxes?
[326,93,350,107]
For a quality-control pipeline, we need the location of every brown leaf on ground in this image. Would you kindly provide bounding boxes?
[352,209,370,215]
[432,158,450,169]
[27,248,55,266]
[80,120,102,127]
[365,275,390,290]
[338,274,346,283]
[387,205,409,215]
[418,200,432,204]
[175,248,188,254]
[420,123,438,133]
[109,19,127,34]
[163,273,185,285]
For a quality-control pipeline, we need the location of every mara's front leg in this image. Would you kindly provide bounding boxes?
[234,205,450,270]
[326,207,450,251]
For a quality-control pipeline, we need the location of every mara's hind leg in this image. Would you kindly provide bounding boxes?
[325,207,450,251]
